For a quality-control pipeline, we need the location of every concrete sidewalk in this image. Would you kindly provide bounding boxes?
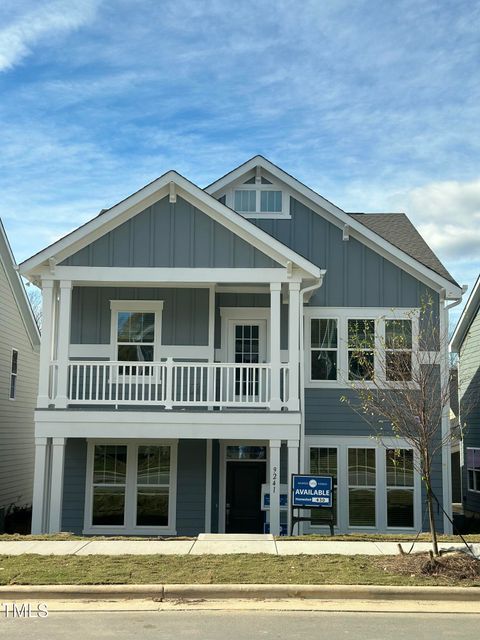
[0,534,478,556]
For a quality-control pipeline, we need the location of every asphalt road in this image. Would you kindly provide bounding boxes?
[1,610,480,639]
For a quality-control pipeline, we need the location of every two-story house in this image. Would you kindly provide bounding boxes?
[450,275,480,520]
[19,156,463,537]
[0,220,40,528]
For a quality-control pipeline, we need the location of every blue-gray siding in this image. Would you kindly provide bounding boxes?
[71,287,209,346]
[176,439,207,536]
[459,309,480,514]
[62,196,278,269]
[62,438,87,534]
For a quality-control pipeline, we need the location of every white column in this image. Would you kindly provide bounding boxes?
[48,437,66,533]
[37,280,55,408]
[270,283,282,410]
[55,280,72,409]
[269,439,281,535]
[287,282,301,411]
[204,439,212,532]
[31,437,49,534]
[287,439,299,535]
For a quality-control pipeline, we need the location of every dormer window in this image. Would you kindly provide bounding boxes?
[228,170,289,218]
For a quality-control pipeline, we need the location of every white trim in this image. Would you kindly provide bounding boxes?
[83,439,178,536]
[220,307,271,363]
[9,347,18,400]
[48,437,66,533]
[304,306,420,389]
[31,437,49,534]
[466,448,480,493]
[19,171,321,280]
[206,156,462,298]
[440,298,453,533]
[304,436,422,534]
[450,275,479,352]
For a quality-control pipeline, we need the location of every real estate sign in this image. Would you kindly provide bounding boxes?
[291,474,333,508]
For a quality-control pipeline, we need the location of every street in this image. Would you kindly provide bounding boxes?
[1,610,479,639]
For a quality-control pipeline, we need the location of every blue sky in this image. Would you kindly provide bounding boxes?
[0,0,479,320]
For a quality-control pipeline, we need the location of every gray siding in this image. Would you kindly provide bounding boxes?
[71,287,209,346]
[61,438,87,534]
[176,439,206,536]
[62,196,278,269]
[459,309,480,514]
[0,260,39,511]
[254,198,437,309]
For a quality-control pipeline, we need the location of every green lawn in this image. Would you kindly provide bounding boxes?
[0,554,478,587]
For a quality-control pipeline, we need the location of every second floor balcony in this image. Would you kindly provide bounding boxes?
[48,359,291,410]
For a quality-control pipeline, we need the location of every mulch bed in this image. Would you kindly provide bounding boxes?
[378,552,480,583]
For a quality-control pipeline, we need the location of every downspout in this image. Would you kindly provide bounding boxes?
[440,286,467,534]
[297,273,326,534]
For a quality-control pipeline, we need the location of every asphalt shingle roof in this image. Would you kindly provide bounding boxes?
[348,212,458,286]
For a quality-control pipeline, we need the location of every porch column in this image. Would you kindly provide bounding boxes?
[287,439,299,535]
[55,280,72,409]
[270,283,282,410]
[287,282,301,411]
[48,437,66,533]
[31,437,49,534]
[37,280,55,408]
[269,439,281,535]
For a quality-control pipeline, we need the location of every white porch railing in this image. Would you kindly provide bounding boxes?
[50,359,291,410]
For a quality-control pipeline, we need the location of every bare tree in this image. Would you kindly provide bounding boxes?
[26,284,42,330]
[341,296,460,556]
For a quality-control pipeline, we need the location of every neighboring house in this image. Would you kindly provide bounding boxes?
[0,220,40,525]
[450,275,480,518]
[19,156,463,537]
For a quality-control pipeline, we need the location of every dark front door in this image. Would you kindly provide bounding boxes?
[225,461,266,533]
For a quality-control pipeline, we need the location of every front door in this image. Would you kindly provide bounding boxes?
[225,461,266,533]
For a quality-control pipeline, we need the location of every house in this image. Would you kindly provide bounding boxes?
[450,275,480,519]
[18,156,463,537]
[0,220,40,528]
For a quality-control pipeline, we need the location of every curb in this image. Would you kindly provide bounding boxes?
[0,584,479,602]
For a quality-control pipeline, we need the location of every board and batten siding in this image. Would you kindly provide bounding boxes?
[459,309,480,514]
[0,260,38,511]
[61,196,279,269]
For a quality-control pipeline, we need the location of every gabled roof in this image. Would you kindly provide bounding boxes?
[19,170,321,280]
[206,155,462,297]
[450,274,480,352]
[0,220,40,349]
[348,213,457,285]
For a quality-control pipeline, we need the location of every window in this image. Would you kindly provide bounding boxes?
[234,190,256,213]
[87,441,177,533]
[348,319,375,380]
[310,447,337,525]
[9,349,18,399]
[136,446,171,526]
[231,174,287,216]
[92,445,127,526]
[348,448,376,526]
[310,319,338,380]
[385,320,413,381]
[260,190,282,213]
[386,449,414,527]
[467,448,480,493]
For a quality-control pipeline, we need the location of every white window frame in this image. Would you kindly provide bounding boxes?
[219,307,270,363]
[225,170,291,219]
[467,447,480,493]
[83,439,178,535]
[305,436,421,534]
[385,447,416,529]
[309,317,340,382]
[304,307,420,388]
[110,300,164,364]
[9,348,18,400]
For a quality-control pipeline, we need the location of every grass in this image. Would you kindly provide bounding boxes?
[0,554,479,587]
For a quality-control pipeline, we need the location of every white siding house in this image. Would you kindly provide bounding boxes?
[0,220,40,525]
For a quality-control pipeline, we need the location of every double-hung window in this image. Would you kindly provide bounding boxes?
[386,449,414,527]
[348,319,375,381]
[467,448,480,493]
[92,445,127,526]
[385,320,413,381]
[310,447,338,525]
[310,319,338,381]
[136,445,171,526]
[9,349,18,399]
[348,447,376,527]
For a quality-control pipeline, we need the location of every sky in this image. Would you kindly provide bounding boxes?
[0,0,479,324]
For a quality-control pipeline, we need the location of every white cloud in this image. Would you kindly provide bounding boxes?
[0,0,100,71]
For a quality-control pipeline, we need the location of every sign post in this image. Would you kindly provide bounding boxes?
[290,474,334,536]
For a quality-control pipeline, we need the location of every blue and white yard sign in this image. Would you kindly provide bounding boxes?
[292,475,333,508]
